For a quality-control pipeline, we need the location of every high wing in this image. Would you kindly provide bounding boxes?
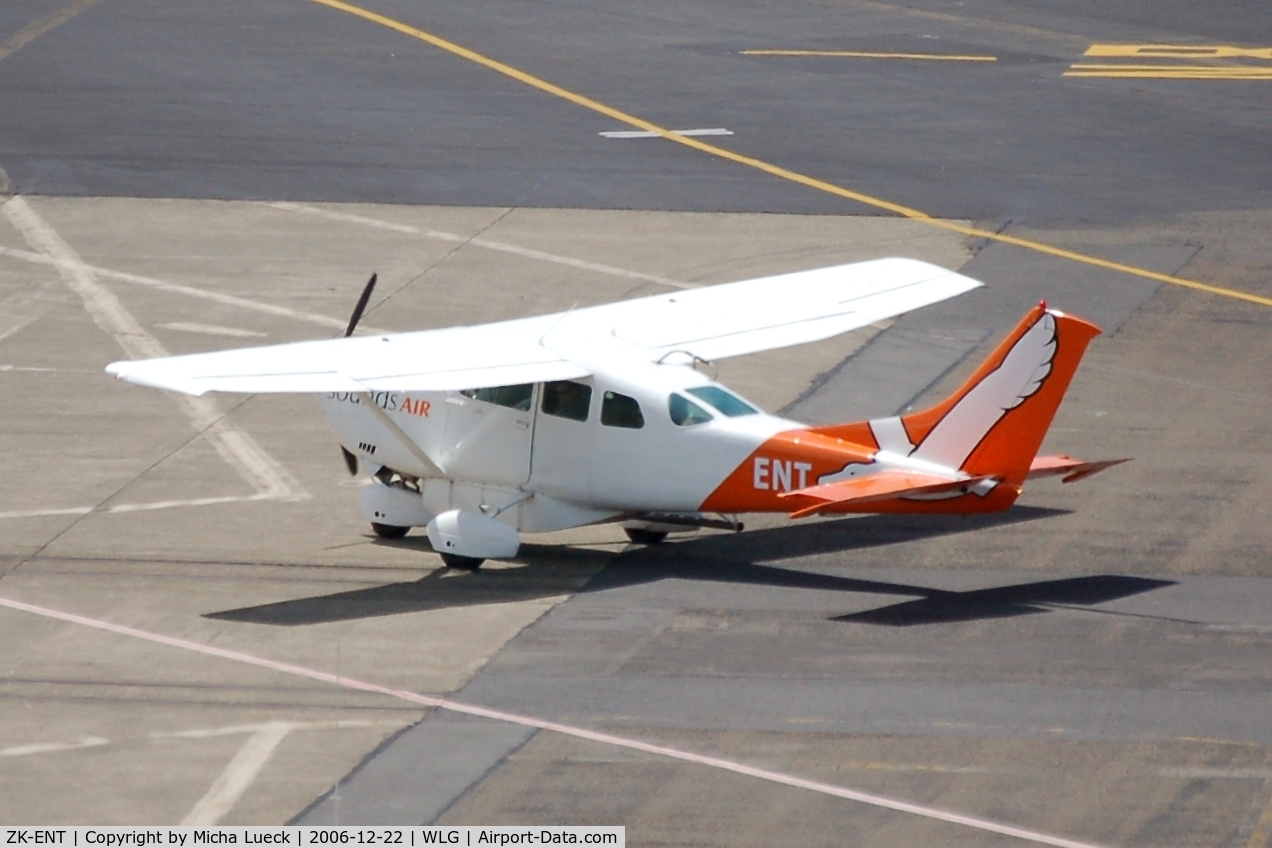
[106,257,980,396]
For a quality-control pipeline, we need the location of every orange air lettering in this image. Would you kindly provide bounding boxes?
[401,397,431,417]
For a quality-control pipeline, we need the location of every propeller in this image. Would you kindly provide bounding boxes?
[345,272,377,337]
[341,445,359,476]
[339,273,377,476]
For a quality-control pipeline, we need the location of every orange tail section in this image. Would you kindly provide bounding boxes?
[806,304,1102,511]
[700,305,1104,516]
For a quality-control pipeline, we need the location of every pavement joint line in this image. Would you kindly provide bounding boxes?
[0,593,1109,848]
[268,201,696,290]
[306,0,1272,310]
[1,197,307,502]
[0,0,98,64]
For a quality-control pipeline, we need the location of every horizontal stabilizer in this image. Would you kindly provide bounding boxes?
[1028,455,1130,483]
[779,471,994,518]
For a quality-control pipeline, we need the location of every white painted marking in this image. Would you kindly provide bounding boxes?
[1,197,306,502]
[0,276,67,342]
[180,720,293,826]
[599,128,734,138]
[0,594,1112,848]
[0,365,59,372]
[1155,767,1272,779]
[103,494,276,513]
[1,736,108,757]
[0,245,382,335]
[154,719,388,740]
[0,494,274,520]
[157,322,267,338]
[269,202,695,290]
[0,506,93,519]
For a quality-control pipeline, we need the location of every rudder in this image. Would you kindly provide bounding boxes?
[904,304,1100,484]
[811,304,1100,488]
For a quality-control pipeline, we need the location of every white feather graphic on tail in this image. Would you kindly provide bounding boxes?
[911,312,1057,470]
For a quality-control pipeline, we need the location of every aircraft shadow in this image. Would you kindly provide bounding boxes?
[830,574,1176,626]
[203,506,1172,627]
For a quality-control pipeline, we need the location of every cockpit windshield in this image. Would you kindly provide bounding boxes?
[686,386,758,417]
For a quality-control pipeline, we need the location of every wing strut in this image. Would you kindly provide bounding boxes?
[355,391,446,479]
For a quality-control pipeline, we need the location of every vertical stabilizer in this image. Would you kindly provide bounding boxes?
[904,305,1100,484]
[813,304,1101,487]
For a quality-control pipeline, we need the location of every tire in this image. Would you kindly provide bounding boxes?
[440,553,484,570]
[624,528,668,545]
[371,522,410,539]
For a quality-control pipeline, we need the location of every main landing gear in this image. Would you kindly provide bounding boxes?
[439,553,484,570]
[624,527,668,545]
[370,522,485,568]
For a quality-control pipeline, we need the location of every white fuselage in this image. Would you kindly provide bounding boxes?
[320,362,796,533]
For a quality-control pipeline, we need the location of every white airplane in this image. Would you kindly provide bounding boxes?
[107,257,1125,568]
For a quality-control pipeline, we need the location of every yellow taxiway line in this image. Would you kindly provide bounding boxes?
[1068,44,1272,79]
[0,0,99,64]
[742,49,997,61]
[1084,44,1272,60]
[307,0,1272,309]
[1066,64,1272,79]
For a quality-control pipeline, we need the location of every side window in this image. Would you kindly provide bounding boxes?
[541,380,592,422]
[668,393,713,427]
[686,386,758,417]
[460,383,534,411]
[601,391,644,429]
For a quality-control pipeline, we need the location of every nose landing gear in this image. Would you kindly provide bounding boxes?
[370,522,410,539]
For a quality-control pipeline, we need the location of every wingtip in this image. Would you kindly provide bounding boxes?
[104,361,206,396]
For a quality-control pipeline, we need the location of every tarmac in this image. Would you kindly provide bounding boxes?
[0,1,1270,846]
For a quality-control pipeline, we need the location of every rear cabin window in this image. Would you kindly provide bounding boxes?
[686,386,758,417]
[460,383,533,411]
[668,394,713,427]
[601,391,644,429]
[541,380,592,422]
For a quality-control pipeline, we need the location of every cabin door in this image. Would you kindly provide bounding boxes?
[529,379,595,502]
[437,384,534,486]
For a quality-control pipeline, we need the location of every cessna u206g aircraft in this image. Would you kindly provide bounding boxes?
[107,258,1125,568]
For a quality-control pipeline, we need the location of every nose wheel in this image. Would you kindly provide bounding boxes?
[371,522,409,539]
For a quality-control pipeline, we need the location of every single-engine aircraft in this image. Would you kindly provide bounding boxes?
[107,258,1125,568]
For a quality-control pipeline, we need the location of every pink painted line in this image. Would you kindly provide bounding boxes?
[0,594,1107,848]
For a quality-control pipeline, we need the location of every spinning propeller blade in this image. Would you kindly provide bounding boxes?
[341,446,359,476]
[339,273,377,475]
[344,272,377,337]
